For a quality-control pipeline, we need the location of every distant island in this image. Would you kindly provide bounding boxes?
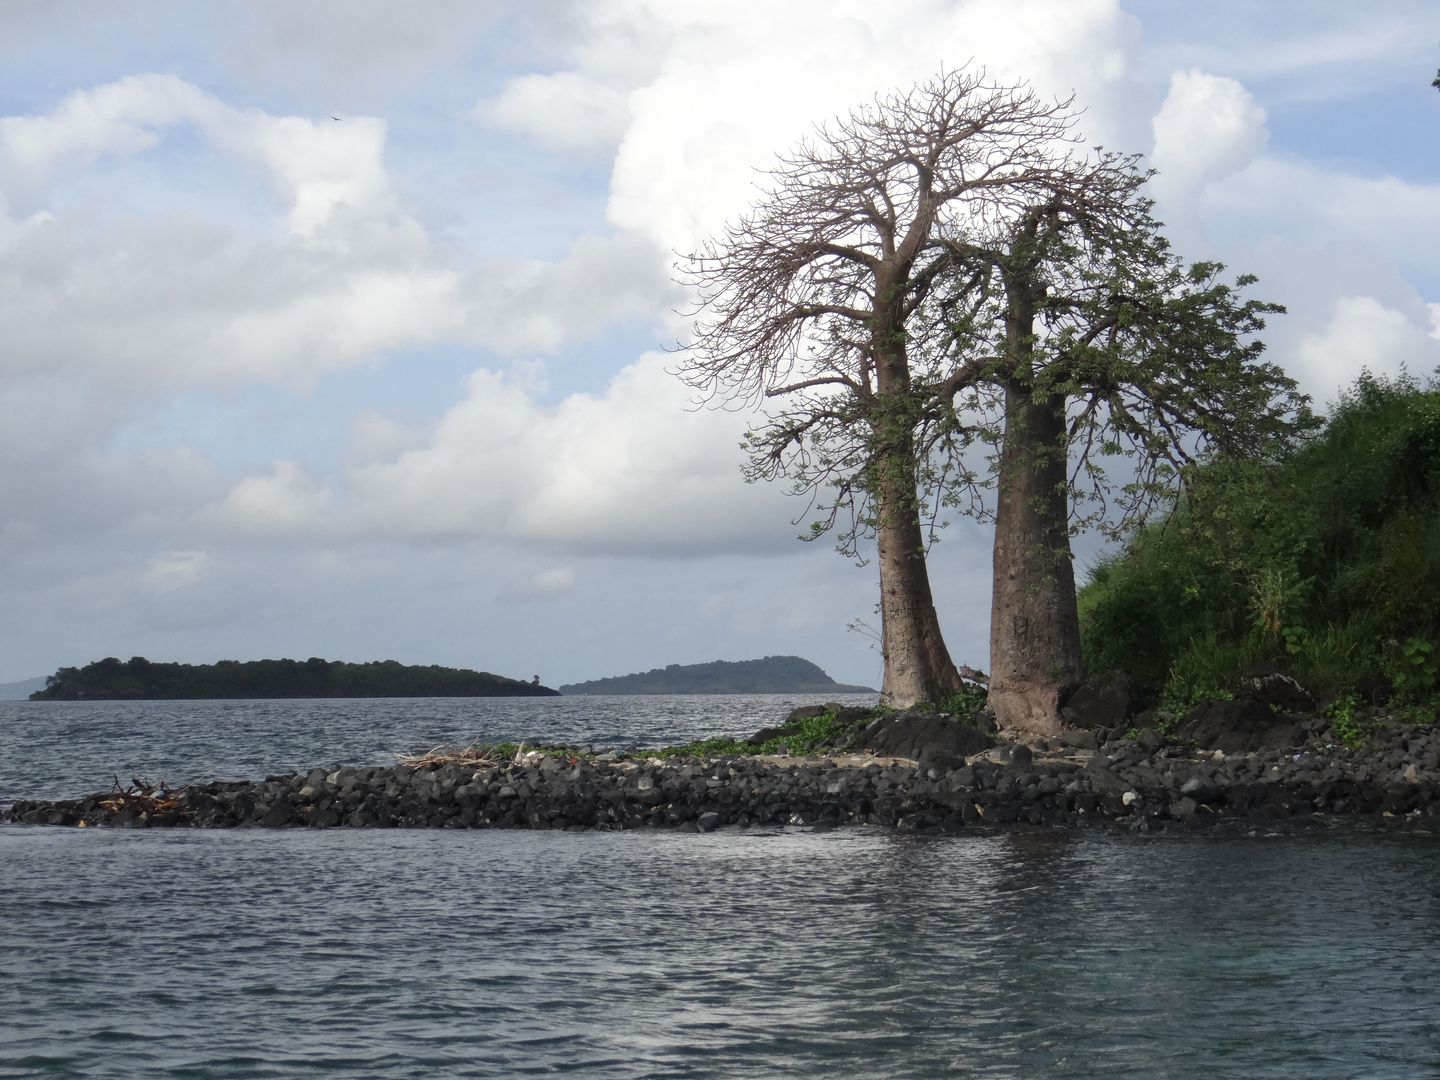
[559,655,876,695]
[30,657,559,700]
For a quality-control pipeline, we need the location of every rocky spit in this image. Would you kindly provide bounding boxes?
[6,702,1440,835]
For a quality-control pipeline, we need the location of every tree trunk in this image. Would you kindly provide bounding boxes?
[876,477,962,707]
[871,283,962,708]
[988,382,1083,736]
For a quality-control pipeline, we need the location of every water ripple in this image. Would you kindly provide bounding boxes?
[1,828,1439,1078]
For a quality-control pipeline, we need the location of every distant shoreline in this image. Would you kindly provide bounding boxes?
[28,657,558,701]
[560,655,876,696]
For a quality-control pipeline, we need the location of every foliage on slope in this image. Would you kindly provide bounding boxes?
[1079,372,1440,712]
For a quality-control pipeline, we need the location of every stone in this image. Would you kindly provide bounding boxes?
[260,801,295,828]
[1062,670,1133,729]
[1083,756,1127,795]
[857,711,994,767]
[1180,775,1221,804]
[784,705,829,723]
[1060,729,1099,751]
[1172,698,1304,754]
[1135,728,1164,751]
[1169,796,1199,818]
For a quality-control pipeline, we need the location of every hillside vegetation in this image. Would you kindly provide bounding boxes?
[1080,372,1440,716]
[31,657,558,700]
[559,656,875,695]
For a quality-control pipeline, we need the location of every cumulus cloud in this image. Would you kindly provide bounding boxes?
[210,352,794,554]
[1148,68,1268,239]
[604,0,1145,254]
[0,73,391,231]
[1293,296,1440,401]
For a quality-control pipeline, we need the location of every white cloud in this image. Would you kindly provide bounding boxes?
[1148,68,1268,239]
[1293,296,1440,401]
[0,74,391,233]
[340,352,792,554]
[476,71,632,158]
[600,0,1144,253]
[1204,157,1440,277]
[212,459,332,536]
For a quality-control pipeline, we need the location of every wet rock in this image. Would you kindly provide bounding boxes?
[1180,775,1221,804]
[260,800,295,828]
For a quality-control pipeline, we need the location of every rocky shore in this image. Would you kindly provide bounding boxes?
[6,697,1440,834]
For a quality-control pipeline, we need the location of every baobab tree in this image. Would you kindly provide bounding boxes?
[680,69,1309,732]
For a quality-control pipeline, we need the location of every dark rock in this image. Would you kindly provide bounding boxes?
[784,705,828,723]
[1238,664,1315,712]
[1060,729,1098,751]
[1062,670,1133,729]
[1007,743,1033,769]
[1083,755,1128,796]
[1180,775,1221,804]
[1169,796,1199,818]
[971,705,997,734]
[1173,698,1304,754]
[1135,728,1164,752]
[857,711,994,770]
[260,800,295,828]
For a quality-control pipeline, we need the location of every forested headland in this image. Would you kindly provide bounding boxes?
[30,657,558,700]
[1081,372,1440,723]
[559,656,875,695]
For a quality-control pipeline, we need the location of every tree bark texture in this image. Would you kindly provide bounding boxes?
[873,293,962,708]
[988,382,1084,736]
[876,473,962,707]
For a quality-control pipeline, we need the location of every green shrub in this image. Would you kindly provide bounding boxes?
[1080,371,1440,708]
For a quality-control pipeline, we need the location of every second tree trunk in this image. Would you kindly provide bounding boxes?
[988,385,1083,736]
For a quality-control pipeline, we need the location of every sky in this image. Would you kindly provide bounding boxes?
[1,0,1439,688]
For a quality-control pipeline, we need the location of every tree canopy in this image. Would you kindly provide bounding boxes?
[679,69,1309,731]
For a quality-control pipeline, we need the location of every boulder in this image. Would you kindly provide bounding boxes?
[1062,670,1133,730]
[1180,774,1221,804]
[1172,698,1304,754]
[855,709,995,774]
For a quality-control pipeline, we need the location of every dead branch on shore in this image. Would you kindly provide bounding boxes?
[394,744,504,769]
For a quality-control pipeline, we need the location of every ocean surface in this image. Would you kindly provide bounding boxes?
[3,697,1440,1079]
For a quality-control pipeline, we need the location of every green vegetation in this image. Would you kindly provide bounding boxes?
[559,656,875,695]
[31,657,558,700]
[648,708,861,759]
[1079,372,1440,717]
[928,683,988,724]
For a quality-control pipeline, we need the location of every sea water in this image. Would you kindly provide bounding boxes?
[2,698,1439,1079]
